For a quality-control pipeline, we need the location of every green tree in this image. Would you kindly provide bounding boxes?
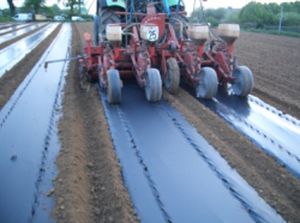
[190,1,300,28]
[284,12,300,26]
[190,7,227,25]
[265,3,280,15]
[6,0,15,16]
[205,8,226,21]
[239,2,274,27]
[65,0,83,17]
[51,4,62,15]
[23,0,45,14]
[40,4,62,17]
[281,2,294,13]
[223,9,240,23]
[282,2,300,13]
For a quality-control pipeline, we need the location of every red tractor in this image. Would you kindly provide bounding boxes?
[80,0,220,103]
[81,0,164,103]
[80,0,253,104]
[167,4,254,97]
[170,20,219,98]
[205,24,254,97]
[147,2,219,99]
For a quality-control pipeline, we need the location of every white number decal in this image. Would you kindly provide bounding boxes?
[147,26,159,42]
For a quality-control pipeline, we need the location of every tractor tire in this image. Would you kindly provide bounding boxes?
[79,62,90,91]
[93,15,100,45]
[99,9,121,38]
[169,14,189,40]
[145,68,162,102]
[232,66,254,97]
[196,67,218,99]
[107,68,122,104]
[164,57,180,94]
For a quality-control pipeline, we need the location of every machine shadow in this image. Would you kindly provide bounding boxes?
[195,85,251,118]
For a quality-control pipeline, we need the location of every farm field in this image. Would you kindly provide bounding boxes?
[236,32,300,120]
[0,22,299,223]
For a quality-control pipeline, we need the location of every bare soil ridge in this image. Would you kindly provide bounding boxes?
[54,23,138,223]
[236,32,300,119]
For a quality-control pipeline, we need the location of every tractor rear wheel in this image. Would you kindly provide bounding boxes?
[232,66,254,97]
[169,14,189,40]
[145,68,162,102]
[196,67,218,99]
[164,57,180,94]
[99,9,120,38]
[93,15,100,45]
[107,68,122,104]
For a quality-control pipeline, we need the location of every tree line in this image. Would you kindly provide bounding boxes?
[4,0,86,18]
[191,1,300,28]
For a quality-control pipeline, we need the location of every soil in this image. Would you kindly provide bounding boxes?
[54,23,138,223]
[235,32,300,119]
[0,23,48,50]
[0,24,62,109]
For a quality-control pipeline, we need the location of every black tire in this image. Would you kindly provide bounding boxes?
[164,57,180,94]
[169,14,189,40]
[79,62,89,90]
[196,67,218,99]
[145,68,162,102]
[99,9,120,38]
[232,66,254,97]
[93,15,100,45]
[106,68,122,104]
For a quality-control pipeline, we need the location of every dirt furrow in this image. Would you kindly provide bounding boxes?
[54,23,138,223]
[236,32,300,119]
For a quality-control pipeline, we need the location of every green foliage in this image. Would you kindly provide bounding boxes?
[265,3,281,15]
[0,16,13,22]
[239,1,300,27]
[0,8,11,17]
[223,9,240,23]
[205,8,226,21]
[190,1,300,29]
[40,4,62,17]
[284,12,300,26]
[281,2,300,13]
[239,2,274,26]
[64,0,84,17]
[23,0,45,14]
[6,0,16,16]
[190,7,237,26]
[0,9,13,21]
[17,3,64,18]
[206,16,218,27]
